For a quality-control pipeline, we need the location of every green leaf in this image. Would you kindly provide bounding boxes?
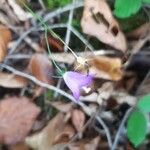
[137,94,150,112]
[127,110,147,147]
[114,0,142,18]
[143,0,150,3]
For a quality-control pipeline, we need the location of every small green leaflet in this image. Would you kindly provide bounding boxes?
[137,94,150,112]
[114,0,142,18]
[127,110,147,147]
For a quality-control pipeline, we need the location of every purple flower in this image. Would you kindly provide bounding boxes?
[63,71,93,101]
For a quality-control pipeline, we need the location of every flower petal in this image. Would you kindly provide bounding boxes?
[72,87,80,100]
[64,71,93,87]
[63,71,94,100]
[63,75,80,100]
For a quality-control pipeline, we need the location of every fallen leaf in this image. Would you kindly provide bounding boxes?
[49,101,73,113]
[0,1,19,24]
[127,23,150,39]
[0,12,11,26]
[9,142,30,150]
[71,109,85,132]
[75,56,123,81]
[68,136,100,150]
[92,56,123,80]
[81,0,127,52]
[0,96,40,145]
[26,113,75,150]
[28,53,54,84]
[0,25,12,62]
[0,72,28,88]
[113,91,136,106]
[7,0,31,21]
[28,53,54,98]
[41,35,64,52]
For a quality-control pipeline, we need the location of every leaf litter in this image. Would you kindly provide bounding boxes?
[0,0,149,150]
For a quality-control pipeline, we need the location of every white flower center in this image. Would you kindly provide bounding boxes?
[82,86,91,93]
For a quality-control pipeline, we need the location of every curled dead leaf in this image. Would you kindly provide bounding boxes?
[0,96,40,145]
[75,56,123,81]
[81,0,127,52]
[28,53,54,84]
[41,35,64,52]
[53,124,75,145]
[0,25,12,62]
[0,72,28,88]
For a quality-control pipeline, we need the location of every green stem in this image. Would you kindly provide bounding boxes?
[22,2,78,58]
[45,29,63,75]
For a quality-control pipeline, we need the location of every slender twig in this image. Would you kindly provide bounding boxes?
[77,101,112,148]
[64,3,74,51]
[124,32,150,67]
[0,64,77,102]
[70,26,94,51]
[111,108,133,150]
[9,23,94,57]
[53,78,63,98]
[38,0,46,10]
[96,116,113,149]
[54,1,74,98]
[9,27,35,54]
[111,70,150,149]
[6,54,31,59]
[43,1,83,22]
[1,63,112,148]
[136,70,150,96]
[23,3,78,58]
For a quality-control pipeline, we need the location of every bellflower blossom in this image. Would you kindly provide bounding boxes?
[63,71,93,101]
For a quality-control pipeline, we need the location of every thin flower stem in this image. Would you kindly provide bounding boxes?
[22,2,78,58]
[44,29,63,74]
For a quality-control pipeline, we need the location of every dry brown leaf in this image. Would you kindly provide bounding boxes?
[81,0,127,52]
[68,136,100,150]
[28,53,54,84]
[41,35,64,52]
[0,97,40,145]
[9,142,30,150]
[7,0,31,21]
[0,72,28,88]
[0,13,10,26]
[0,25,12,62]
[113,91,136,106]
[76,56,123,81]
[49,101,73,113]
[26,113,75,150]
[0,1,19,24]
[127,23,150,39]
[71,109,85,133]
